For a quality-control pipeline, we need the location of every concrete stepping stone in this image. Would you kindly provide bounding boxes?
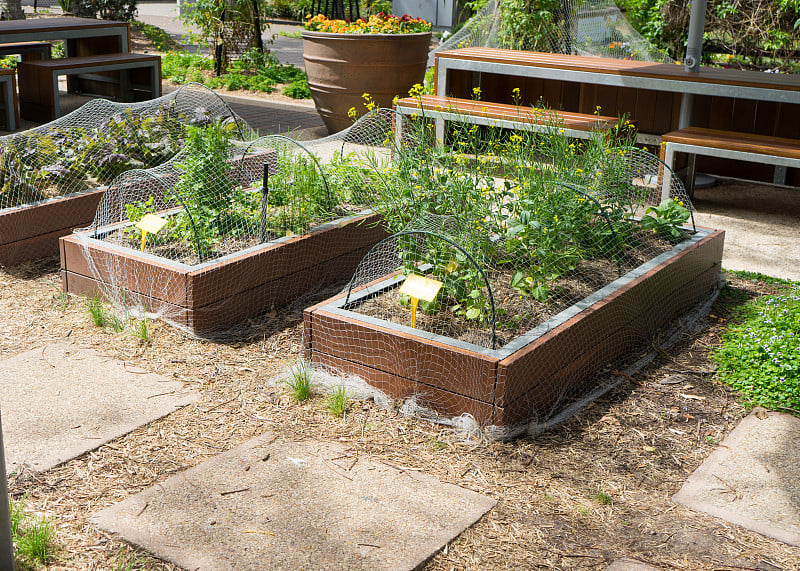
[0,342,198,474]
[92,433,496,570]
[673,409,800,546]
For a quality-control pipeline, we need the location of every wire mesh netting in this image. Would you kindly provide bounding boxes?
[436,0,672,62]
[72,109,396,335]
[306,109,722,436]
[0,83,253,263]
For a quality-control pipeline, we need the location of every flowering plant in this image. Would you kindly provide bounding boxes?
[304,13,431,34]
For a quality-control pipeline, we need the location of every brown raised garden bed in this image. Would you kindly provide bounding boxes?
[304,228,725,427]
[0,151,271,267]
[61,210,388,335]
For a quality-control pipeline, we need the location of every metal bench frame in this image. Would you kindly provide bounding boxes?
[24,56,160,120]
[661,140,800,200]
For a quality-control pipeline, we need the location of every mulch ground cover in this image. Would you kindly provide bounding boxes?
[3,256,800,570]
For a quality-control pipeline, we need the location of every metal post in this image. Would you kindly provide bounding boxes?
[679,0,707,128]
[0,409,15,571]
[260,163,269,243]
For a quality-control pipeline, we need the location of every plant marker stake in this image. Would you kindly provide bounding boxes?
[398,274,442,330]
[0,408,14,570]
[134,214,168,253]
[409,296,419,328]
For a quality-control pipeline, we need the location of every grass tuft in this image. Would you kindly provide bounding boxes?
[134,319,150,342]
[284,361,313,401]
[10,495,57,567]
[592,490,612,505]
[325,385,348,416]
[86,295,106,327]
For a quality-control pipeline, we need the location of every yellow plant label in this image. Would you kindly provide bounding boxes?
[399,273,442,303]
[135,214,168,234]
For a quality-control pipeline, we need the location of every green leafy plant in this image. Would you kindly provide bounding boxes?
[325,385,349,416]
[712,285,800,412]
[640,198,691,242]
[592,490,613,505]
[284,360,313,401]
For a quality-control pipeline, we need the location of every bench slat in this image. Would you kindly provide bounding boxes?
[394,95,617,131]
[662,127,800,160]
[21,52,160,70]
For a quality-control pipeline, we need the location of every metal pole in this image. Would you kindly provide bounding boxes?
[679,0,707,128]
[0,409,15,571]
[260,163,269,243]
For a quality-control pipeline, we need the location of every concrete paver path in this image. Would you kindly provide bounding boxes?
[0,342,198,474]
[674,410,800,547]
[92,433,496,570]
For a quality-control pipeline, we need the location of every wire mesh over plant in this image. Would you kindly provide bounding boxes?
[64,109,396,335]
[0,83,253,265]
[305,108,723,436]
[0,83,251,212]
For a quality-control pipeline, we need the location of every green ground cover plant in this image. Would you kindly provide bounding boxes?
[161,50,310,98]
[285,360,313,401]
[712,278,800,412]
[133,20,179,52]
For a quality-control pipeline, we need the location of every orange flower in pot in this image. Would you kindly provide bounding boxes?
[302,13,432,133]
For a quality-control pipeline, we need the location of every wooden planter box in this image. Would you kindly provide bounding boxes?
[0,150,272,267]
[60,210,388,335]
[304,228,725,427]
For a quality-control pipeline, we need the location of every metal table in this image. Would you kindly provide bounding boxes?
[0,16,130,57]
[435,48,800,130]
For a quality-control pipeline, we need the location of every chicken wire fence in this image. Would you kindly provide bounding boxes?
[71,108,396,336]
[436,0,671,63]
[303,112,718,436]
[0,83,252,261]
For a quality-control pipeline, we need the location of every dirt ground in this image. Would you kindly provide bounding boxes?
[3,256,800,570]
[4,21,800,571]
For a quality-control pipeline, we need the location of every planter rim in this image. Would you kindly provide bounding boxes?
[71,208,378,272]
[316,228,714,359]
[301,29,432,40]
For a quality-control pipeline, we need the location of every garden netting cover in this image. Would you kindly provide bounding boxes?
[303,110,723,438]
[68,109,396,336]
[0,83,252,264]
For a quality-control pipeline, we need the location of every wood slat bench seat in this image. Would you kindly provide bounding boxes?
[0,41,51,61]
[660,127,800,197]
[0,69,18,131]
[17,52,161,122]
[394,95,617,144]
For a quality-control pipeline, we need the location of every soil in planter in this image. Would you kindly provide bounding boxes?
[106,203,373,266]
[348,230,677,348]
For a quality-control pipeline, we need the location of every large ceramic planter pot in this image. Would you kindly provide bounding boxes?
[302,30,431,133]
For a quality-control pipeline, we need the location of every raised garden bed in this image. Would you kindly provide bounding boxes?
[304,228,724,427]
[61,209,388,334]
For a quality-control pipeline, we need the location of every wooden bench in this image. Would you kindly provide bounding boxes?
[660,127,800,198]
[17,52,161,122]
[0,69,18,131]
[393,95,617,145]
[0,41,51,61]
